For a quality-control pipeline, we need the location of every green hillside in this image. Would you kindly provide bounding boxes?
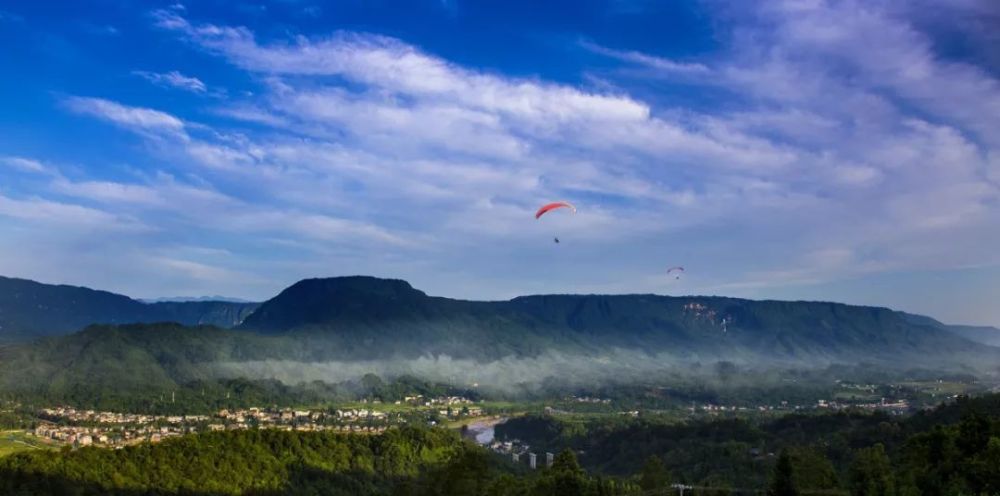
[495,393,1000,492]
[237,276,995,366]
[1,274,990,367]
[943,325,1000,347]
[0,276,996,411]
[3,397,998,495]
[0,427,484,495]
[0,276,258,342]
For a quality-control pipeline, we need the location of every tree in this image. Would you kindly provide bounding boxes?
[548,449,587,496]
[788,447,838,490]
[971,437,1000,496]
[638,455,671,491]
[425,446,493,496]
[956,412,991,458]
[551,449,583,475]
[769,449,799,496]
[849,444,895,496]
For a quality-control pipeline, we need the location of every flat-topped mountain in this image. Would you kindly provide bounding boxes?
[0,276,997,406]
[1,275,996,367]
[239,277,441,332]
[230,276,995,366]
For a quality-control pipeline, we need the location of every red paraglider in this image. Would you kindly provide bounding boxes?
[535,201,577,219]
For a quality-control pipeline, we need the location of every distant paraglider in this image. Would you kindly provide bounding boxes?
[536,201,576,246]
[667,266,685,280]
[535,201,577,219]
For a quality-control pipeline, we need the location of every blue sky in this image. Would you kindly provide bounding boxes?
[1,0,998,326]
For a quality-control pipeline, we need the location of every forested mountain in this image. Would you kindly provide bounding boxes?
[150,301,260,329]
[2,273,992,367]
[901,312,1000,348]
[237,276,996,366]
[0,275,997,407]
[943,325,1000,347]
[0,276,258,342]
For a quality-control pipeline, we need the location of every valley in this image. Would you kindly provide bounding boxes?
[0,275,998,495]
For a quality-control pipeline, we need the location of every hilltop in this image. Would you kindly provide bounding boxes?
[0,276,258,342]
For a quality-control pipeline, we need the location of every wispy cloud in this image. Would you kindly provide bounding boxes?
[63,96,188,140]
[153,11,804,177]
[133,70,207,93]
[1,156,51,174]
[0,193,145,231]
[82,23,119,36]
[581,40,712,75]
[3,1,997,324]
[132,6,1000,295]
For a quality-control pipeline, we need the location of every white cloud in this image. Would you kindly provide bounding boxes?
[0,193,145,231]
[143,7,998,277]
[581,40,712,75]
[51,174,233,211]
[63,96,188,140]
[988,152,1000,185]
[149,257,247,283]
[42,162,411,250]
[133,70,207,93]
[18,2,996,321]
[154,13,803,172]
[829,164,882,186]
[761,0,1000,147]
[212,105,289,127]
[1,156,50,174]
[180,27,650,123]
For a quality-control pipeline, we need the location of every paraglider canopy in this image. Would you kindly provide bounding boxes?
[535,201,577,219]
[667,266,684,279]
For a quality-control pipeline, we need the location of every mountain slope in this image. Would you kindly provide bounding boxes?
[236,276,993,366]
[0,323,273,393]
[0,276,258,341]
[148,301,259,328]
[0,277,1000,404]
[901,313,1000,348]
[1,277,997,408]
[943,325,1000,347]
[0,274,990,366]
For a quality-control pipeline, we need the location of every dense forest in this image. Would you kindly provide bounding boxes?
[2,395,999,495]
[0,427,638,496]
[495,394,1000,494]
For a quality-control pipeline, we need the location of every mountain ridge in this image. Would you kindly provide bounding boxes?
[229,276,998,367]
[1,275,997,407]
[140,296,256,304]
[1,274,996,367]
[0,275,259,341]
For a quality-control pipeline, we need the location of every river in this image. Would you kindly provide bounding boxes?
[461,416,507,445]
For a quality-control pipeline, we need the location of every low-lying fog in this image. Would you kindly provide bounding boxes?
[210,348,840,393]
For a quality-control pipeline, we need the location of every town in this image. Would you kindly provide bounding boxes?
[15,383,951,453]
[30,396,485,449]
